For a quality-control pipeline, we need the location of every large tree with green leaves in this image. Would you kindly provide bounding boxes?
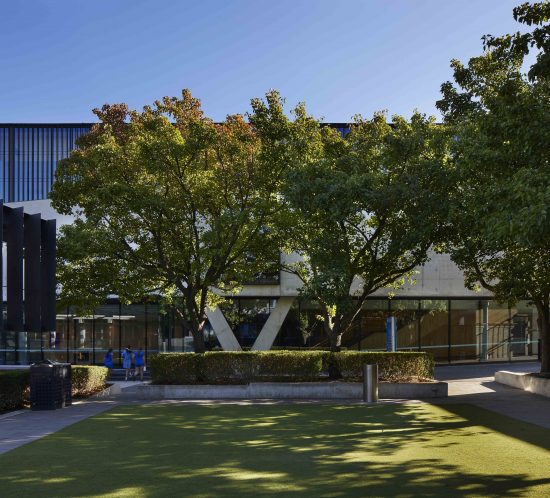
[437,2,550,373]
[251,100,451,352]
[51,90,282,353]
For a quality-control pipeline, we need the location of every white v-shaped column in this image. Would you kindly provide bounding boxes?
[207,297,295,351]
[206,306,242,351]
[251,297,294,351]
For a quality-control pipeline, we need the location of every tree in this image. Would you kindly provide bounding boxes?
[251,100,451,353]
[51,90,282,353]
[437,2,550,373]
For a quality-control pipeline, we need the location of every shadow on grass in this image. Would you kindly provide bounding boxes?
[1,403,550,497]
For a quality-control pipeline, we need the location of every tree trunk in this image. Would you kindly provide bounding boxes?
[191,325,206,354]
[536,300,550,375]
[323,318,343,379]
[322,310,343,353]
[177,298,207,354]
[328,331,343,353]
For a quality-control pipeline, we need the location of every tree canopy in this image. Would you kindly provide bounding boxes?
[51,90,282,353]
[252,102,451,352]
[437,1,550,373]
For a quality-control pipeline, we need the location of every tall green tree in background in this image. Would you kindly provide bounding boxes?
[51,90,282,353]
[252,98,451,352]
[437,2,550,373]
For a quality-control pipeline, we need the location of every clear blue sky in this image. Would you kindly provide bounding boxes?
[0,0,525,123]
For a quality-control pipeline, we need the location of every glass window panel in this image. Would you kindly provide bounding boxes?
[94,303,122,365]
[419,299,449,363]
[354,300,389,351]
[391,300,421,351]
[510,300,539,360]
[487,301,511,361]
[450,300,481,362]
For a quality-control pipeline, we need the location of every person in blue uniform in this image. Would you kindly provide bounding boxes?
[134,347,145,381]
[104,348,114,370]
[121,346,133,380]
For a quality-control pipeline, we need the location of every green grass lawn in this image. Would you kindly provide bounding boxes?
[1,402,550,497]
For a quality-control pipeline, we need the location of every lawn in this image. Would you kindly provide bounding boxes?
[1,402,550,497]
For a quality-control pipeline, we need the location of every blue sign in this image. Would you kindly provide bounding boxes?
[386,316,396,352]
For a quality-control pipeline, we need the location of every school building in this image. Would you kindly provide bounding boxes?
[0,123,541,366]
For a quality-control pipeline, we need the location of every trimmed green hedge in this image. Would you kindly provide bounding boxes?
[71,366,109,397]
[333,352,434,382]
[0,370,30,412]
[149,351,326,384]
[150,351,434,385]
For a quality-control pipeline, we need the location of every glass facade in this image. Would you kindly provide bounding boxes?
[0,124,93,202]
[0,297,543,366]
[266,297,540,364]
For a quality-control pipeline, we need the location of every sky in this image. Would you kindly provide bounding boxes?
[0,0,527,123]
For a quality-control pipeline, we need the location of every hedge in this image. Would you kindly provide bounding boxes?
[149,351,326,384]
[71,366,109,397]
[333,352,434,382]
[0,370,30,412]
[150,351,434,385]
[0,365,109,411]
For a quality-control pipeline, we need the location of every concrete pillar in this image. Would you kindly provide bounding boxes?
[206,306,242,351]
[480,301,489,361]
[251,297,294,351]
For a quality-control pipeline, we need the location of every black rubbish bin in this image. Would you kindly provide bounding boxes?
[30,361,72,410]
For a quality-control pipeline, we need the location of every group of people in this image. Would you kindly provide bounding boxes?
[103,346,146,381]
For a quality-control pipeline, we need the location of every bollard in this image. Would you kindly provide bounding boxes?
[363,363,378,403]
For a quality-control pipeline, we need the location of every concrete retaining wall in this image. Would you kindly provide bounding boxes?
[116,381,448,400]
[495,371,550,398]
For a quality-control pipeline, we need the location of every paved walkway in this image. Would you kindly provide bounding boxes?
[434,361,550,429]
[1,362,549,455]
[0,398,118,455]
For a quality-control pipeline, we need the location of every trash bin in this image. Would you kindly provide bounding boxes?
[362,363,378,403]
[30,361,72,410]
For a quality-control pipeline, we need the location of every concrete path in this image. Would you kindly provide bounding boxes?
[0,398,118,455]
[0,380,153,454]
[434,361,550,429]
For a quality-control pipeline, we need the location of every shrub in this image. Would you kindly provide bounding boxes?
[256,351,325,381]
[0,370,30,411]
[333,352,434,382]
[200,352,258,384]
[149,353,201,384]
[71,366,109,396]
[150,351,433,384]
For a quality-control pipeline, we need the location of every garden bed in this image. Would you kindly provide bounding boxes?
[150,351,434,385]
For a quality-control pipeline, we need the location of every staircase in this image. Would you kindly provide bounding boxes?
[108,368,151,382]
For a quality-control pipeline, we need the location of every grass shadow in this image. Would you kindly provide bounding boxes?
[1,403,549,497]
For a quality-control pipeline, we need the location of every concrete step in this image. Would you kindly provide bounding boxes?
[108,368,151,381]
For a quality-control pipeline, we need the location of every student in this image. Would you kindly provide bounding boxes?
[134,347,145,381]
[104,348,114,370]
[121,346,133,381]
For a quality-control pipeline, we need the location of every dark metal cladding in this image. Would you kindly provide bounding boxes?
[41,219,56,331]
[24,213,42,332]
[6,207,24,331]
[0,201,2,336]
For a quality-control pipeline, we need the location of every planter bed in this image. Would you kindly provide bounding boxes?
[495,371,550,398]
[116,380,448,400]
